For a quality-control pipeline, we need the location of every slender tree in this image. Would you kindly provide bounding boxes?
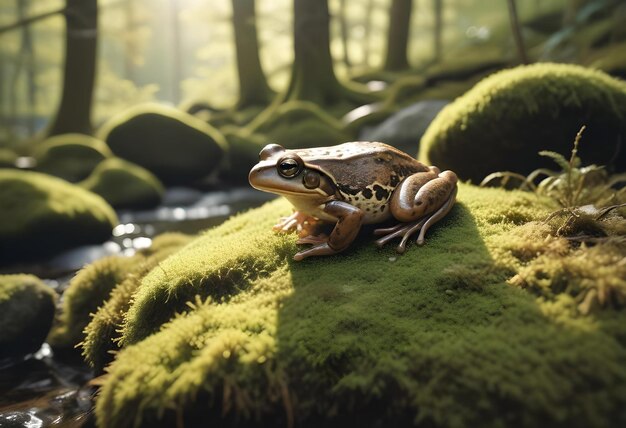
[283,0,344,105]
[362,0,374,66]
[170,0,182,104]
[124,0,136,82]
[383,0,413,71]
[506,0,529,64]
[231,0,274,109]
[338,0,351,68]
[433,0,443,63]
[48,0,98,136]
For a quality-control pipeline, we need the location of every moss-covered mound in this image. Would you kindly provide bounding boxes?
[80,158,164,210]
[0,148,18,168]
[219,126,268,184]
[419,63,626,183]
[48,256,138,350]
[51,233,192,354]
[98,104,228,185]
[82,233,193,372]
[33,133,113,182]
[246,101,353,150]
[95,184,626,428]
[0,274,56,359]
[0,170,118,263]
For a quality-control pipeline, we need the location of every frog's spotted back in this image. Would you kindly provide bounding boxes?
[295,142,410,162]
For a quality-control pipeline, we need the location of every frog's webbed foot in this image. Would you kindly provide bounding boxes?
[374,187,457,253]
[273,211,319,235]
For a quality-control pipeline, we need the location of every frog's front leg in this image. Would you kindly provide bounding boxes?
[375,168,457,253]
[294,201,363,261]
[273,211,319,235]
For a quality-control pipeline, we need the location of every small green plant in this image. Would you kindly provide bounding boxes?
[481,126,626,209]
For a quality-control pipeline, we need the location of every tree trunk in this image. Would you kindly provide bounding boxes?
[362,0,374,66]
[19,0,37,134]
[433,0,443,63]
[338,0,351,68]
[170,0,182,104]
[506,0,529,64]
[285,0,342,105]
[231,0,273,109]
[383,0,413,71]
[48,0,98,136]
[124,0,135,82]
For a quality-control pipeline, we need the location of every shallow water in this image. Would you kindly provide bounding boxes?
[0,187,276,427]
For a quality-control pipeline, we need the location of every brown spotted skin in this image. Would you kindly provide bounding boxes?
[248,142,458,260]
[296,142,429,224]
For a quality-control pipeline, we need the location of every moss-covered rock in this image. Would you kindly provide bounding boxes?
[80,158,164,210]
[48,256,138,350]
[0,148,18,168]
[33,133,113,182]
[81,233,193,372]
[98,104,228,185]
[218,126,268,184]
[0,274,56,359]
[246,101,353,150]
[0,170,118,264]
[95,184,626,428]
[419,63,626,183]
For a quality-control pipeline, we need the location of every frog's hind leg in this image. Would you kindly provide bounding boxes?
[375,170,457,253]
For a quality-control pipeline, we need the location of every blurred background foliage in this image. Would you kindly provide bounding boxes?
[0,0,585,141]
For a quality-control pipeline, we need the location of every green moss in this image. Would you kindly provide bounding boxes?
[420,63,626,183]
[98,104,228,185]
[245,101,353,149]
[0,148,18,168]
[95,184,626,428]
[81,233,193,372]
[48,256,138,349]
[0,274,56,359]
[0,170,118,263]
[33,133,113,182]
[80,158,164,209]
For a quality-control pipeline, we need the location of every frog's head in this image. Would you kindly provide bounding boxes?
[249,144,336,198]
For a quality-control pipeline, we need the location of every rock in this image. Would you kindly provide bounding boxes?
[0,170,118,264]
[0,274,56,359]
[359,100,449,154]
[419,63,626,183]
[93,184,626,428]
[33,133,113,182]
[247,101,353,150]
[80,158,164,210]
[98,104,228,185]
[219,126,268,184]
[47,255,138,350]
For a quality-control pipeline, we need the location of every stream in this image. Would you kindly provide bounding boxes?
[0,187,276,428]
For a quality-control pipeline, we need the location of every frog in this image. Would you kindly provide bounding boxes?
[248,142,458,261]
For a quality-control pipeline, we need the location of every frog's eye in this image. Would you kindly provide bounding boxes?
[277,156,303,178]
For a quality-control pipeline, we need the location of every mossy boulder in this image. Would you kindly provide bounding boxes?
[81,233,193,372]
[98,104,228,185]
[246,101,353,150]
[33,133,113,182]
[0,274,56,359]
[95,184,626,428]
[48,256,138,350]
[0,148,18,168]
[419,63,626,183]
[219,126,268,184]
[80,158,164,210]
[0,170,118,264]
